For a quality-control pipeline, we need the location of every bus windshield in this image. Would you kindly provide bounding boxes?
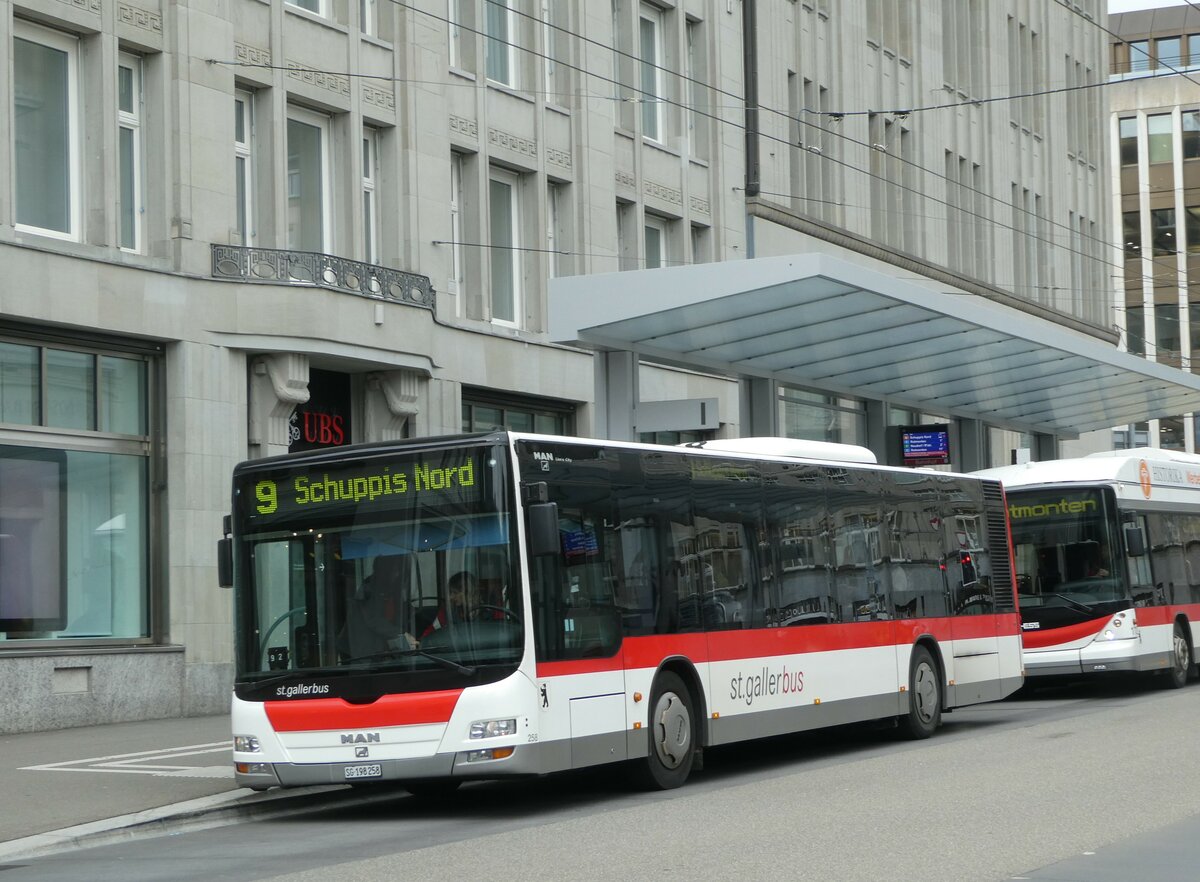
[232,443,522,694]
[1006,487,1125,610]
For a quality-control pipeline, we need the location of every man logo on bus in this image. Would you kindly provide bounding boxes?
[1140,460,1152,499]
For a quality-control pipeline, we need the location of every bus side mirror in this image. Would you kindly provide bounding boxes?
[527,502,560,558]
[1125,526,1146,558]
[217,514,233,588]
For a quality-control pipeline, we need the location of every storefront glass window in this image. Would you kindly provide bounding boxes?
[0,335,154,645]
[0,343,39,425]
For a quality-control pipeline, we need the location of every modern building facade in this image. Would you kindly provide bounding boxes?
[0,0,1162,731]
[1109,6,1200,453]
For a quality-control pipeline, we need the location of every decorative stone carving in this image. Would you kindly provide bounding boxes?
[235,43,272,67]
[488,128,538,160]
[118,4,162,32]
[449,116,478,140]
[287,61,351,98]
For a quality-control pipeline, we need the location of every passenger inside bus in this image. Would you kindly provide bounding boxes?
[341,554,418,659]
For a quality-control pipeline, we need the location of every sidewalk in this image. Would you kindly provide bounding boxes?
[0,714,365,861]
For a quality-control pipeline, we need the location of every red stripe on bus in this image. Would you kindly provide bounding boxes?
[534,614,1020,677]
[1021,617,1108,649]
[265,690,462,731]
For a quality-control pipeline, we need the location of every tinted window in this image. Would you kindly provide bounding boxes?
[763,462,835,625]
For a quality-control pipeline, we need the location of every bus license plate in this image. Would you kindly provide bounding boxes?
[343,763,382,781]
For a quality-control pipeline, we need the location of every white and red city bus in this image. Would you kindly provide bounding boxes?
[978,448,1200,687]
[222,432,1023,792]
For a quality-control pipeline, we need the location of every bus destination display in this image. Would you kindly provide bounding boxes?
[240,450,483,524]
[901,425,950,467]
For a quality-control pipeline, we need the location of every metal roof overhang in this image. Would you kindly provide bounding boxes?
[548,253,1200,437]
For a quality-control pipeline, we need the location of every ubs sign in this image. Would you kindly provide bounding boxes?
[290,369,352,453]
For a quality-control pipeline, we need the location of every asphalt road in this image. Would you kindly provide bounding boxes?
[5,678,1200,882]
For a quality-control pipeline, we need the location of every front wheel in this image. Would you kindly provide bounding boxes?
[634,671,697,790]
[1164,622,1192,689]
[899,645,942,739]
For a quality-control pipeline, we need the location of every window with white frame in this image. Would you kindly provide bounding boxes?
[686,17,708,158]
[644,214,668,269]
[449,153,465,300]
[485,0,517,87]
[13,22,80,241]
[449,0,476,73]
[360,0,376,36]
[489,168,521,325]
[639,3,665,142]
[547,181,562,279]
[117,53,143,252]
[286,108,331,253]
[287,0,325,16]
[542,0,563,100]
[234,90,254,246]
[362,129,379,264]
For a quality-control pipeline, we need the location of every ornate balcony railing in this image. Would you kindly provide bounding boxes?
[211,245,435,310]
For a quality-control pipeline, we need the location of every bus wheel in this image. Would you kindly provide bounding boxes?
[637,671,696,790]
[1165,623,1192,690]
[900,645,942,739]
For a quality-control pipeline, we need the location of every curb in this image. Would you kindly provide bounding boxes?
[0,783,407,862]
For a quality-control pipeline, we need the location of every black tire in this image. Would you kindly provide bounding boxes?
[899,645,942,739]
[401,778,462,800]
[1164,622,1192,689]
[634,671,697,790]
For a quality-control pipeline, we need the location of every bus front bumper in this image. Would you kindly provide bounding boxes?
[1023,641,1169,677]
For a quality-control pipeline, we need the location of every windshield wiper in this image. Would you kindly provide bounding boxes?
[341,647,477,676]
[1046,592,1095,615]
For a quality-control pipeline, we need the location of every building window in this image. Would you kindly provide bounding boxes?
[1124,210,1142,255]
[362,130,379,264]
[547,181,563,279]
[117,54,143,252]
[462,393,574,435]
[485,0,516,87]
[1183,110,1200,159]
[686,17,708,158]
[234,91,254,246]
[640,429,713,445]
[287,0,325,16]
[779,387,866,446]
[1190,34,1200,67]
[691,223,710,264]
[449,0,476,72]
[1147,113,1173,164]
[1187,206,1200,254]
[361,0,376,36]
[1157,36,1182,69]
[1151,208,1176,255]
[1129,39,1151,72]
[489,168,521,325]
[644,214,668,269]
[449,152,465,297]
[0,338,154,644]
[1119,116,1138,166]
[13,23,79,241]
[617,200,637,271]
[286,108,331,252]
[639,3,665,142]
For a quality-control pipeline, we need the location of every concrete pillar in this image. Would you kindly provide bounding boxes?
[247,353,309,459]
[739,377,778,437]
[865,400,889,464]
[956,419,988,473]
[594,350,639,441]
[1033,432,1059,462]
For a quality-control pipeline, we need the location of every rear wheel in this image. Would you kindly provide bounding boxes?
[1164,622,1192,689]
[899,645,942,739]
[634,671,696,790]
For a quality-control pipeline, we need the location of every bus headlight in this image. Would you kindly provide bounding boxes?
[470,719,517,739]
[234,735,261,753]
